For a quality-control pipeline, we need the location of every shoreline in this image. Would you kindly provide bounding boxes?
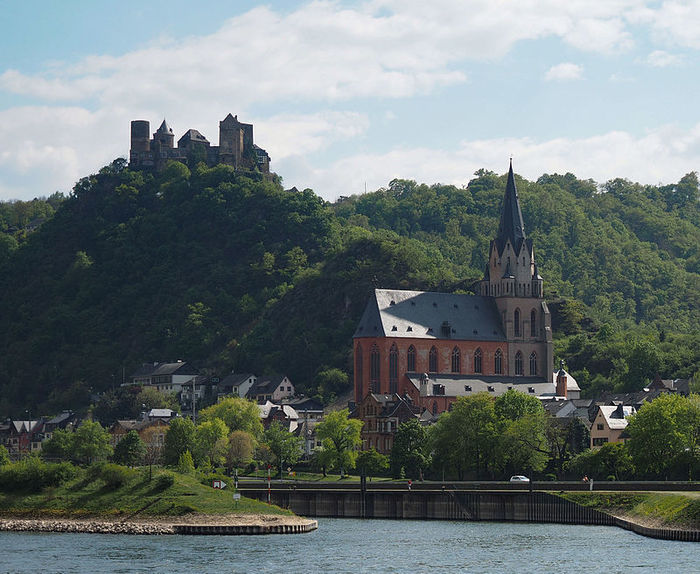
[0,513,318,535]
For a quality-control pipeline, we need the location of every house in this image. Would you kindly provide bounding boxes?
[648,375,690,396]
[128,361,199,395]
[354,393,421,455]
[42,410,81,440]
[295,419,322,458]
[258,401,299,432]
[179,375,216,409]
[353,161,557,439]
[281,396,324,422]
[6,420,43,455]
[247,375,295,404]
[145,409,176,422]
[108,418,169,448]
[590,404,636,448]
[218,373,257,399]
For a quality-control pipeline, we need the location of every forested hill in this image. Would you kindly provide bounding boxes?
[0,160,698,415]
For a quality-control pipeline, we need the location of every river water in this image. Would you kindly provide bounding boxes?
[0,519,696,574]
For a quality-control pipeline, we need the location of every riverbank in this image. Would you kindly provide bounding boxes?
[0,513,317,535]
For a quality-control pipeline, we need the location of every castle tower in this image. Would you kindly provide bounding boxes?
[153,119,174,149]
[480,160,553,377]
[129,120,150,167]
[219,113,244,167]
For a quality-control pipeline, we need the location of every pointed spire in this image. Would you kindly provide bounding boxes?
[496,159,526,254]
[157,119,172,134]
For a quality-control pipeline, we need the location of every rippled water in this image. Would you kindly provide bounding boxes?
[0,519,696,574]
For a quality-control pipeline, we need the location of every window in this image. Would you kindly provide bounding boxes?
[355,345,363,393]
[474,348,482,374]
[494,349,503,375]
[370,344,380,392]
[433,384,445,395]
[451,347,461,373]
[432,402,438,415]
[429,346,438,372]
[530,309,537,337]
[389,344,398,394]
[529,352,537,376]
[407,345,416,372]
[515,351,523,376]
[597,423,604,430]
[593,437,609,446]
[514,309,521,337]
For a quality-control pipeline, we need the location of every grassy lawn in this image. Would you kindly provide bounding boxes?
[559,491,700,529]
[0,467,290,519]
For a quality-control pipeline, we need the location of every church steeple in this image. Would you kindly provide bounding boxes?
[480,160,543,300]
[495,159,526,256]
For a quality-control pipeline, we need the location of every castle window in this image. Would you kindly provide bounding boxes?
[356,345,363,394]
[494,349,503,375]
[451,347,461,373]
[515,351,523,376]
[370,344,380,392]
[514,309,521,337]
[429,346,438,373]
[531,309,537,337]
[529,352,537,376]
[389,344,398,394]
[474,348,482,374]
[407,345,416,372]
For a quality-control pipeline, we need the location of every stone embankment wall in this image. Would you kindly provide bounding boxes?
[242,487,699,542]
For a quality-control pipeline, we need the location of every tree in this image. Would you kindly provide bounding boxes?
[390,419,430,480]
[315,409,363,477]
[163,417,196,466]
[198,397,263,438]
[263,421,303,478]
[355,447,388,477]
[72,421,113,464]
[140,426,165,479]
[193,418,229,468]
[112,430,145,467]
[226,430,256,474]
[429,394,498,480]
[626,394,700,479]
[0,445,10,466]
[177,450,195,474]
[314,368,349,404]
[40,428,75,462]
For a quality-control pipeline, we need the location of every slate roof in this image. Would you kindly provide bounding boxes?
[406,373,554,397]
[354,289,506,341]
[551,368,581,393]
[248,375,289,397]
[131,362,199,378]
[598,405,635,430]
[178,129,210,145]
[156,119,172,133]
[219,373,256,388]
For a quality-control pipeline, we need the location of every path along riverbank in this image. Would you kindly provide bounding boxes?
[0,513,318,535]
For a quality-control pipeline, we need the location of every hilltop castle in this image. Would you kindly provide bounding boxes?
[129,114,270,173]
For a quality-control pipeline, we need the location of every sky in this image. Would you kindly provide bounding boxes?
[1,0,700,202]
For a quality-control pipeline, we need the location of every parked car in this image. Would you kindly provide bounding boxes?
[509,475,530,482]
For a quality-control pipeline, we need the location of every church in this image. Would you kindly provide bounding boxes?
[352,162,578,452]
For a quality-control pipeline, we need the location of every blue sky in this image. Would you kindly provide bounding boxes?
[1,0,699,201]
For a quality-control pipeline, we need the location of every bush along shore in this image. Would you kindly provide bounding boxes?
[0,460,316,535]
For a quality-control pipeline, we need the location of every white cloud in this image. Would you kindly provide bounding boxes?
[283,124,700,201]
[650,1,700,49]
[645,50,685,67]
[545,62,583,81]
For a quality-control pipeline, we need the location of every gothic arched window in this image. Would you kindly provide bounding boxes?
[355,344,363,394]
[531,309,537,337]
[429,346,438,373]
[451,347,461,373]
[389,344,398,394]
[370,344,380,392]
[474,348,482,374]
[407,345,416,372]
[514,309,521,337]
[494,348,503,375]
[529,352,537,376]
[515,351,523,376]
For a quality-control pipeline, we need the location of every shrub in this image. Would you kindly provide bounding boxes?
[0,457,78,492]
[99,463,135,489]
[155,472,175,491]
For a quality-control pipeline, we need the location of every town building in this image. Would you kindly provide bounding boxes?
[353,162,565,424]
[590,404,636,448]
[247,375,295,404]
[129,114,270,174]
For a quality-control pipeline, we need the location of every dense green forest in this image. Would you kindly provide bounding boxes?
[0,159,698,416]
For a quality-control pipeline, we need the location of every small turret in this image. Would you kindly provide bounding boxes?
[153,119,174,149]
